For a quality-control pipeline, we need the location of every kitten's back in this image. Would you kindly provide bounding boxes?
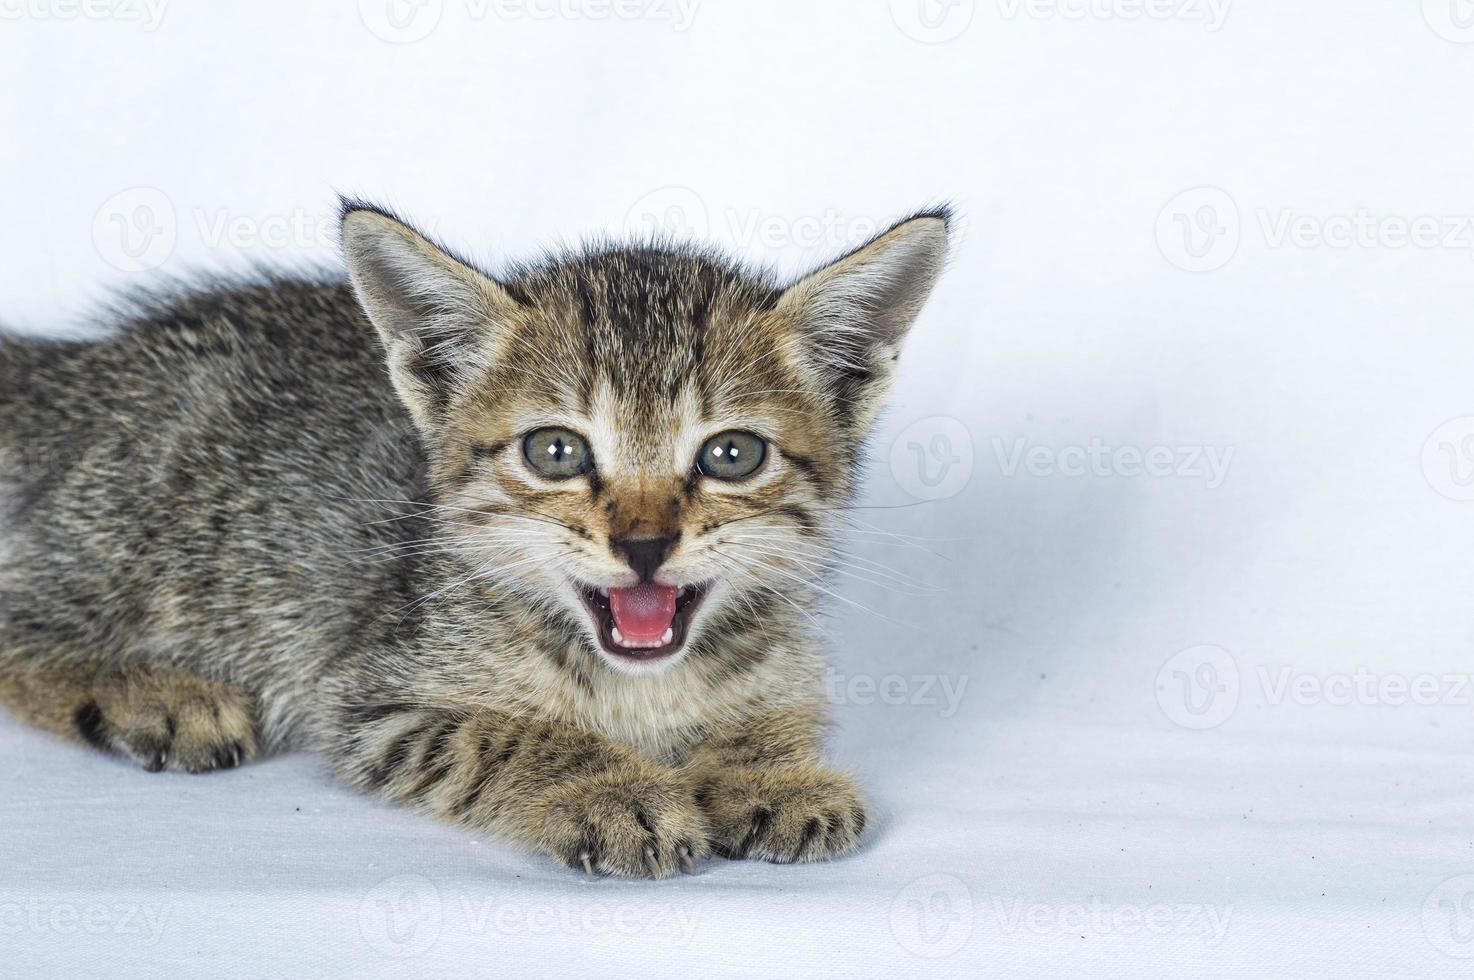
[0,275,429,737]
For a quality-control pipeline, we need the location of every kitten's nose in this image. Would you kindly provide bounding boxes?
[611,534,677,582]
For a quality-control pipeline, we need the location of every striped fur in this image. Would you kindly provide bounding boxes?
[0,201,948,876]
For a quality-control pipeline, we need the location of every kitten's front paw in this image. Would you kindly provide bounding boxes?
[539,766,709,879]
[81,667,259,774]
[697,764,867,864]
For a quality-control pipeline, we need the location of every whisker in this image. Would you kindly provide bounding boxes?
[711,547,912,627]
[723,534,941,593]
[723,538,940,597]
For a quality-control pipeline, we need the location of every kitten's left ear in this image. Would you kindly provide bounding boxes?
[774,209,950,427]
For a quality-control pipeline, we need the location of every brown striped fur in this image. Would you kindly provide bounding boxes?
[0,201,948,876]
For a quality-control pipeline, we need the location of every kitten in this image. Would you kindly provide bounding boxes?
[0,201,949,877]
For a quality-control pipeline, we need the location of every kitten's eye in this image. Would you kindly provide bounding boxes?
[522,427,592,479]
[696,430,767,481]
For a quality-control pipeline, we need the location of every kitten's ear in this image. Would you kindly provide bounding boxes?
[340,203,521,431]
[774,209,950,427]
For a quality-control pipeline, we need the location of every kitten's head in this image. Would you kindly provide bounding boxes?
[341,201,948,675]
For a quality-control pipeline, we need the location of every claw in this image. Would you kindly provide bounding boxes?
[678,846,697,876]
[580,851,595,879]
[643,845,661,879]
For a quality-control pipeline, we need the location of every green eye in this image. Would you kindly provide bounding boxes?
[522,427,592,479]
[697,431,767,481]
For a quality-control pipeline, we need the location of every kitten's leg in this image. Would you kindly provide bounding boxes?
[330,700,709,878]
[686,706,868,864]
[0,661,259,773]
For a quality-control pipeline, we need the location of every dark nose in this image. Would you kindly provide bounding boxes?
[611,535,677,582]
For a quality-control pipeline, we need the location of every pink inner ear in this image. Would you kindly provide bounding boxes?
[608,584,678,641]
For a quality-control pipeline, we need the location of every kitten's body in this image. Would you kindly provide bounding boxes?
[0,205,947,876]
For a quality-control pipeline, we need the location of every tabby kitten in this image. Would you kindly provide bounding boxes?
[0,201,948,877]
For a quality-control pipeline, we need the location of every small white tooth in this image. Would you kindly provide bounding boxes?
[598,587,609,597]
[661,627,674,644]
[611,627,624,644]
[677,586,687,598]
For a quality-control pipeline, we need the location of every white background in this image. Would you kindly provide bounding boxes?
[3,1,1474,976]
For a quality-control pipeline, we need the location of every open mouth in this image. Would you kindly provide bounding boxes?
[578,582,708,661]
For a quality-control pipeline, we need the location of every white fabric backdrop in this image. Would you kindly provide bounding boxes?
[3,1,1474,976]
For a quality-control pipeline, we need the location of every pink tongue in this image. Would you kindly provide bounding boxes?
[607,583,678,642]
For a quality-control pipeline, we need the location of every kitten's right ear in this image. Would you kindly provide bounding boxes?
[339,202,521,432]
